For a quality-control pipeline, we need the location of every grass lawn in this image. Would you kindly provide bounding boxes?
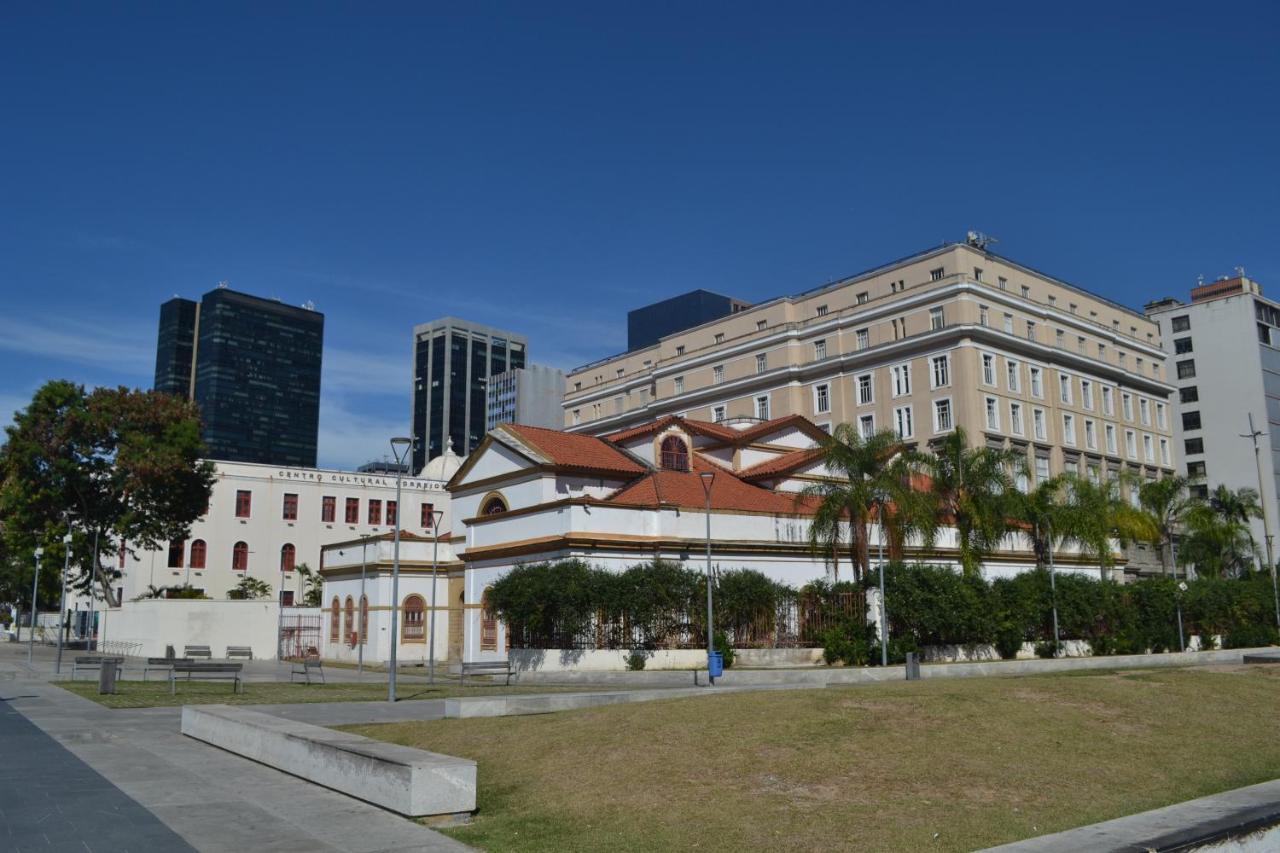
[345,665,1280,852]
[55,679,592,709]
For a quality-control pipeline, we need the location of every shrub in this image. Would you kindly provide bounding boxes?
[713,631,735,668]
[1034,640,1060,659]
[625,650,647,671]
[1225,622,1279,649]
[820,619,871,666]
[994,623,1024,660]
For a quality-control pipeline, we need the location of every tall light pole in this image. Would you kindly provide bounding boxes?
[28,546,43,663]
[699,471,716,685]
[387,436,413,703]
[1047,520,1060,652]
[337,534,376,675]
[428,508,445,684]
[55,530,72,674]
[876,494,888,668]
[1242,413,1280,629]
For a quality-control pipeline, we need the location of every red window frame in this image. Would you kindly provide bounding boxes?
[368,499,382,525]
[282,493,298,521]
[321,495,335,523]
[235,490,252,518]
[421,502,435,529]
[189,539,207,569]
[344,498,359,524]
[232,541,249,571]
[280,543,296,572]
[167,539,184,569]
[659,435,689,471]
[329,598,340,641]
[386,500,397,526]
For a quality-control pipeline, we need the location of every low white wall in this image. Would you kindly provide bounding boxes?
[510,647,825,672]
[102,599,288,659]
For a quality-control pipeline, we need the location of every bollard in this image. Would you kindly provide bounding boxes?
[98,659,119,695]
[905,652,921,681]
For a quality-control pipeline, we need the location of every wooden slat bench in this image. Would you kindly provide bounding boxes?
[460,659,512,686]
[142,657,192,682]
[226,646,253,660]
[170,662,243,695]
[290,656,325,685]
[183,645,212,660]
[70,655,124,681]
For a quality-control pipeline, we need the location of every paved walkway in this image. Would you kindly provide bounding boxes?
[0,647,467,852]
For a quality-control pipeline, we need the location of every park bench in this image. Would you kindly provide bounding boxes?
[169,662,243,695]
[70,655,123,681]
[183,645,212,660]
[290,655,325,685]
[460,659,512,686]
[226,646,254,660]
[142,656,192,681]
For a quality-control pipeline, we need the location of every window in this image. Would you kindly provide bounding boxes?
[675,345,685,356]
[280,543,296,572]
[756,319,767,331]
[359,596,369,644]
[1035,456,1051,484]
[1171,315,1191,332]
[1085,419,1097,449]
[1026,320,1036,340]
[982,354,995,385]
[1177,359,1196,379]
[1098,342,1105,360]
[1174,337,1193,354]
[1185,437,1204,455]
[1003,313,1014,334]
[321,495,335,522]
[930,267,944,282]
[1080,380,1093,410]
[186,538,206,570]
[985,397,1000,431]
[167,539,184,568]
[1033,408,1047,441]
[281,492,298,521]
[614,396,624,414]
[1143,434,1154,462]
[1058,373,1073,405]
[1010,403,1024,435]
[713,365,724,384]
[1020,284,1030,299]
[930,307,945,330]
[330,598,340,642]
[1069,303,1078,315]
[1105,424,1117,454]
[756,353,767,373]
[345,498,359,523]
[1160,438,1170,466]
[858,414,875,439]
[814,384,831,414]
[1030,367,1043,398]
[386,500,397,526]
[1125,430,1137,458]
[572,409,580,425]
[856,328,869,350]
[712,405,726,422]
[755,395,770,420]
[1180,386,1198,404]
[1102,386,1114,415]
[368,499,382,525]
[482,495,508,515]
[1048,295,1057,307]
[616,368,624,378]
[814,339,827,360]
[1056,328,1065,347]
[1188,461,1207,478]
[1077,336,1086,354]
[714,333,725,344]
[1062,414,1076,445]
[977,305,988,327]
[931,355,949,388]
[1139,398,1150,425]
[421,502,436,528]
[934,399,953,432]
[1006,359,1020,392]
[857,373,874,405]
[1182,411,1202,431]
[232,541,248,571]
[660,435,690,470]
[1119,352,1127,369]
[343,596,354,643]
[894,406,914,438]
[235,489,252,518]
[1122,393,1133,421]
[402,595,425,642]
[673,377,684,394]
[891,364,912,397]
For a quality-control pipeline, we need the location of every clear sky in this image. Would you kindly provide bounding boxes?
[2,2,1277,469]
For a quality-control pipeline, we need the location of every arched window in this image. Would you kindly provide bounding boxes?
[189,539,207,569]
[659,435,689,471]
[402,594,425,642]
[482,495,507,515]
[329,597,340,641]
[480,587,498,652]
[359,595,369,644]
[344,596,355,643]
[280,543,296,572]
[232,541,249,571]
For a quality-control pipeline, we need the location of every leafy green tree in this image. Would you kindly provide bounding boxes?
[1181,504,1257,579]
[1059,475,1150,581]
[1007,476,1071,571]
[1135,474,1199,576]
[295,563,323,607]
[0,381,215,602]
[1208,485,1263,565]
[228,575,273,600]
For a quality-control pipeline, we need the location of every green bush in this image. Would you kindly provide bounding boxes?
[1034,640,1060,659]
[1225,622,1279,649]
[820,619,871,666]
[994,623,1024,660]
[625,650,647,671]
[713,631,735,669]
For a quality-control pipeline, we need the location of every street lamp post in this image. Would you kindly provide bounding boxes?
[1176,581,1187,652]
[387,436,413,703]
[55,530,72,675]
[1242,413,1280,629]
[1047,520,1060,653]
[358,535,371,676]
[699,471,716,686]
[428,508,445,685]
[28,546,43,663]
[875,492,889,667]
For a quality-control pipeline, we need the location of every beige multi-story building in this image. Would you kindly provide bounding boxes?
[564,235,1178,493]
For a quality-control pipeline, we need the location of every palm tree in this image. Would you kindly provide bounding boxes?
[800,426,927,582]
[916,427,1020,576]
[1135,474,1199,577]
[1007,475,1070,572]
[1181,503,1257,578]
[1209,485,1263,563]
[1060,475,1151,581]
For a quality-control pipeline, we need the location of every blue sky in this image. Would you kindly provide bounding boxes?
[2,2,1277,469]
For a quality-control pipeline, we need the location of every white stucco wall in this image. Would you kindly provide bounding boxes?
[100,599,303,660]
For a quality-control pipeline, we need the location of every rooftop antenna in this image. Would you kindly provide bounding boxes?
[302,300,316,311]
[217,280,230,289]
[1196,274,1205,287]
[966,230,997,250]
[1236,266,1247,278]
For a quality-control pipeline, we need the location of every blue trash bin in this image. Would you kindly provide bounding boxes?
[707,652,724,678]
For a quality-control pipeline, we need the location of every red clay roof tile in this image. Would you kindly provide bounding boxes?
[501,424,647,475]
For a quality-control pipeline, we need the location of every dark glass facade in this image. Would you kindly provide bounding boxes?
[626,289,749,351]
[411,319,526,472]
[153,287,324,467]
[154,298,199,396]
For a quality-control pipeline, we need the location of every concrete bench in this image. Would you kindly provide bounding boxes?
[183,645,212,660]
[460,659,512,686]
[290,656,325,685]
[142,656,192,681]
[181,705,476,817]
[170,662,243,694]
[70,655,123,681]
[226,646,254,660]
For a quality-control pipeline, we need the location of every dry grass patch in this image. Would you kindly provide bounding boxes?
[345,667,1280,852]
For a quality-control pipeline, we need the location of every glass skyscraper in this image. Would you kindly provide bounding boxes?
[153,286,324,467]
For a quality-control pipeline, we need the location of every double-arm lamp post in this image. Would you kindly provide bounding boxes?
[699,471,716,685]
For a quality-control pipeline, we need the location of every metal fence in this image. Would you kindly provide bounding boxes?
[279,610,322,659]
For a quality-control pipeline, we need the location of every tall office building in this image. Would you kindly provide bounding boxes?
[411,318,527,472]
[1146,274,1279,564]
[627,289,750,351]
[153,285,324,467]
[564,235,1177,509]
[486,364,566,431]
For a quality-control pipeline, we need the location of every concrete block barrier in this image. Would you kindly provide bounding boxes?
[181,705,475,817]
